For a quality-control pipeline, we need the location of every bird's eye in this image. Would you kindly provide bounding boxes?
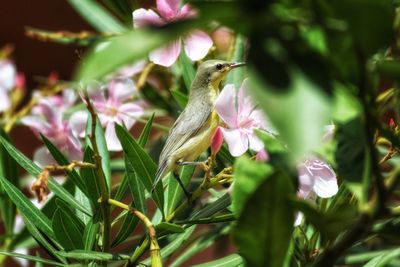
[216,63,223,70]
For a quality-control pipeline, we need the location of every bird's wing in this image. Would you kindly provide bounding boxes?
[159,100,212,163]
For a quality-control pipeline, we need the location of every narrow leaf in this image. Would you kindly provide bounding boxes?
[81,147,102,205]
[171,89,188,109]
[52,208,84,250]
[166,165,194,216]
[68,0,126,33]
[115,124,164,212]
[0,176,54,239]
[0,250,66,266]
[179,51,196,91]
[192,254,244,267]
[57,250,130,261]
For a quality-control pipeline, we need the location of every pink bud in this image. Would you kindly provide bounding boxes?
[211,127,224,155]
[48,71,58,84]
[255,149,269,162]
[389,118,396,128]
[16,72,25,90]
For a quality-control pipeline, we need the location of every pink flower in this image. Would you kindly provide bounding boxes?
[0,59,16,112]
[295,156,338,226]
[70,78,144,151]
[132,0,213,67]
[215,79,274,157]
[297,156,338,199]
[21,91,82,166]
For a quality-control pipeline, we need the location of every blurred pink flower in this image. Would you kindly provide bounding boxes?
[21,90,82,166]
[71,78,144,151]
[295,156,338,226]
[132,0,213,67]
[0,59,16,112]
[215,79,274,157]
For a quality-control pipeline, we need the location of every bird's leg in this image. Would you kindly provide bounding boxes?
[172,170,193,205]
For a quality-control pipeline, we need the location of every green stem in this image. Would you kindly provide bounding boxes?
[85,94,111,254]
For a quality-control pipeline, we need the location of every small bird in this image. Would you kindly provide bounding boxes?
[153,60,245,192]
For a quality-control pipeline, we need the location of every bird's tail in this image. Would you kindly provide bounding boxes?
[151,160,168,193]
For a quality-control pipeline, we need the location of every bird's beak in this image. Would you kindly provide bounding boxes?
[230,62,246,69]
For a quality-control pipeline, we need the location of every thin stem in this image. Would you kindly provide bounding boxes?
[85,94,111,253]
[108,199,161,267]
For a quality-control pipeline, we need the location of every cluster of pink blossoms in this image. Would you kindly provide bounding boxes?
[214,79,338,223]
[132,0,213,67]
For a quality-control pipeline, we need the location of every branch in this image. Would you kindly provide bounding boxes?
[84,93,111,253]
[108,199,162,267]
[31,161,95,202]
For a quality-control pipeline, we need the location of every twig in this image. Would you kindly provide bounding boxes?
[108,199,162,267]
[84,93,111,253]
[31,161,95,202]
[137,62,155,91]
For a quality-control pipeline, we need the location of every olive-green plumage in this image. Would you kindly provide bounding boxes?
[153,60,245,188]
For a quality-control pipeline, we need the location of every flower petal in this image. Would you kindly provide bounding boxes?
[149,40,181,67]
[105,122,122,151]
[0,89,11,112]
[117,103,144,129]
[308,159,338,198]
[215,84,238,128]
[0,60,16,90]
[132,8,164,28]
[108,78,137,102]
[248,132,264,152]
[33,146,55,167]
[221,128,248,157]
[20,116,50,133]
[183,30,213,61]
[69,111,88,138]
[157,0,180,20]
[211,127,224,155]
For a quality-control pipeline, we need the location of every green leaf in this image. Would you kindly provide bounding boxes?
[171,89,189,109]
[329,0,393,56]
[111,207,139,247]
[57,250,130,261]
[52,208,84,250]
[76,20,201,80]
[138,112,155,147]
[335,118,369,203]
[115,124,164,212]
[179,51,196,91]
[226,34,246,88]
[0,136,89,216]
[175,214,235,225]
[68,0,126,33]
[0,175,54,239]
[41,134,86,193]
[21,214,67,263]
[81,147,102,205]
[140,226,196,266]
[55,199,85,232]
[233,171,294,267]
[0,130,18,234]
[249,69,332,158]
[191,194,231,220]
[170,226,231,267]
[113,173,130,202]
[155,222,184,236]
[0,250,67,266]
[232,156,274,216]
[363,248,400,267]
[126,157,146,213]
[74,187,91,224]
[165,165,194,216]
[83,215,100,251]
[77,29,165,80]
[95,119,112,189]
[192,254,244,267]
[101,0,133,24]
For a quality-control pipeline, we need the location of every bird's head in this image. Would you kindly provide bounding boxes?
[193,60,246,89]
